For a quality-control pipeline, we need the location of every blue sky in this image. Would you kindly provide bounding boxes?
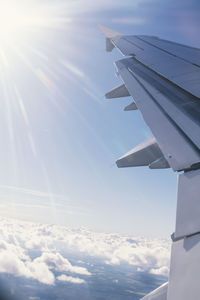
[0,0,199,237]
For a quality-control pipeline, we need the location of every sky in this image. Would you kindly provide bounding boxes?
[0,0,199,238]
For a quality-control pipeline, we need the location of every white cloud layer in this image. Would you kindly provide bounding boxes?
[0,217,170,285]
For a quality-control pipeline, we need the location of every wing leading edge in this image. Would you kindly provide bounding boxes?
[99,25,200,300]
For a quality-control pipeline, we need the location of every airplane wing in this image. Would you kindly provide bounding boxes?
[99,25,200,300]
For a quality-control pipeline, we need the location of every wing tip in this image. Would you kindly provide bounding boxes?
[98,24,122,38]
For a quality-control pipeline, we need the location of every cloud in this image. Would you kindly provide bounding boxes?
[26,260,55,285]
[0,245,55,285]
[150,266,169,277]
[57,274,85,284]
[35,252,91,275]
[0,217,170,285]
[0,218,92,285]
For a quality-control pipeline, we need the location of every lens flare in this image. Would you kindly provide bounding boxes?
[0,0,103,207]
[0,0,74,184]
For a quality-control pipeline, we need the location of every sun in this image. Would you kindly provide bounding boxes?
[0,0,72,71]
[0,3,32,44]
[0,1,71,46]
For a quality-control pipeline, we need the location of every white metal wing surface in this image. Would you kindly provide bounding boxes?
[99,25,200,300]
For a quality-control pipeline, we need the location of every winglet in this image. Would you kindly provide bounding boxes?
[98,24,122,38]
[98,25,122,52]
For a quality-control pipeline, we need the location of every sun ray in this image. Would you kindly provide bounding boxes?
[0,0,110,205]
[14,85,37,157]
